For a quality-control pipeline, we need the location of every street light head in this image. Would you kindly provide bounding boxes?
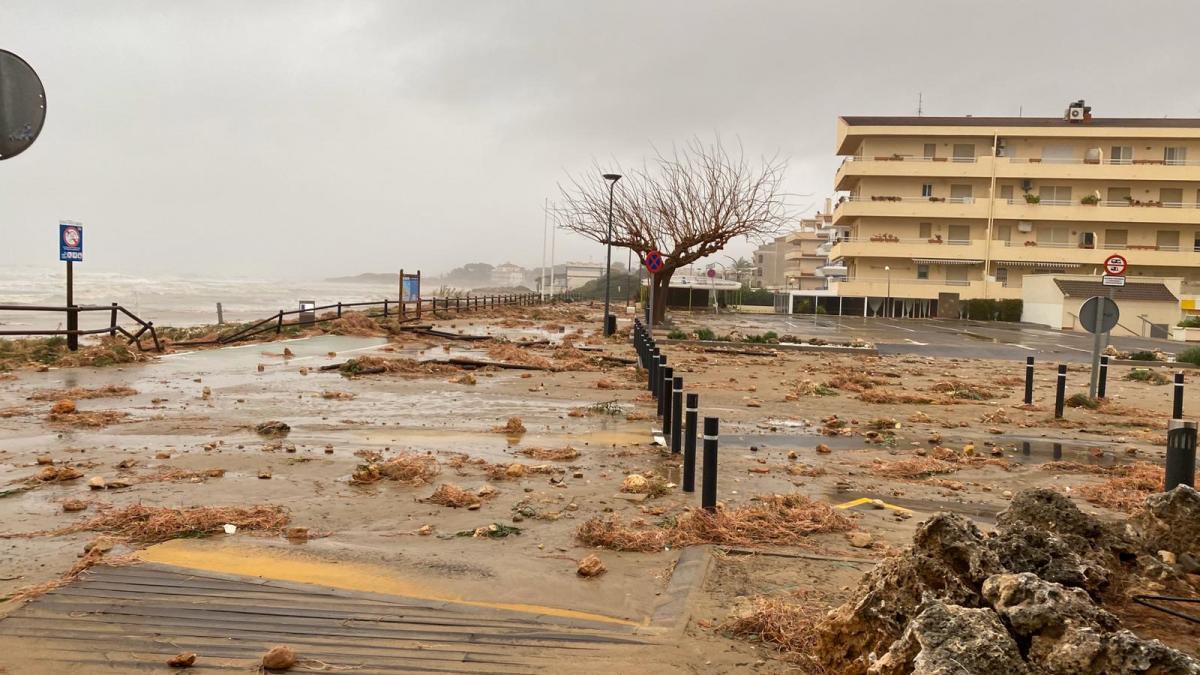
[602,173,622,182]
[885,266,890,271]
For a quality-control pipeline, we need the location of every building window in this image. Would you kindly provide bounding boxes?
[921,184,933,197]
[995,268,1009,285]
[948,224,970,245]
[1157,230,1180,251]
[999,185,1014,201]
[1110,146,1133,164]
[949,184,973,202]
[1161,188,1183,207]
[1194,233,1200,253]
[1037,185,1072,204]
[1165,146,1188,166]
[994,224,1012,242]
[918,222,932,239]
[1104,229,1127,250]
[1036,225,1069,246]
[952,144,975,162]
[1107,187,1131,204]
[917,265,929,280]
[923,143,936,159]
[946,266,968,284]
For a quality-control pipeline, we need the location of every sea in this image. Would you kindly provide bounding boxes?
[0,266,403,333]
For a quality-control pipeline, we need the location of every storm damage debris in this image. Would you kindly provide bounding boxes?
[492,416,527,434]
[810,487,1200,675]
[350,452,440,485]
[1,504,288,544]
[517,446,580,461]
[422,483,496,509]
[44,399,127,427]
[28,385,137,401]
[254,420,291,436]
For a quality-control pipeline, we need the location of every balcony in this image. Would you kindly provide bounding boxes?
[830,237,986,262]
[995,198,1200,225]
[992,240,1200,268]
[836,154,1200,191]
[832,194,986,224]
[830,277,1021,301]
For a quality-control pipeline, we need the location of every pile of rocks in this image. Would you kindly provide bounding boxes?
[815,486,1200,674]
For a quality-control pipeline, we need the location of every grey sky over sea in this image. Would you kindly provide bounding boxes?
[2,1,1198,278]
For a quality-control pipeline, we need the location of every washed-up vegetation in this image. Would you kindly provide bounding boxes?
[28,385,137,401]
[719,594,827,669]
[0,336,150,370]
[350,452,441,485]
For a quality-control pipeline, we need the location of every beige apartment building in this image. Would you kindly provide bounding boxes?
[832,107,1200,317]
[753,201,839,291]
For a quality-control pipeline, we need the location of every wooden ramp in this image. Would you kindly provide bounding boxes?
[0,563,653,673]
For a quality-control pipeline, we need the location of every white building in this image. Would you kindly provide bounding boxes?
[490,263,526,287]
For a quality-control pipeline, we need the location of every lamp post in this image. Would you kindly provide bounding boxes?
[884,265,891,318]
[602,173,622,336]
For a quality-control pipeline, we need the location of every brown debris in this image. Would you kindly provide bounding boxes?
[351,452,441,486]
[261,645,297,670]
[2,504,288,543]
[720,594,826,669]
[577,553,607,578]
[518,446,579,461]
[255,420,291,436]
[320,390,356,400]
[28,385,137,402]
[423,483,495,509]
[492,416,526,434]
[166,652,196,668]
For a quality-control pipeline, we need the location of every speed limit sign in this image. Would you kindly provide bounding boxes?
[1104,254,1127,276]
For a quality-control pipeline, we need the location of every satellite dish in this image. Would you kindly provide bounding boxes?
[0,49,46,160]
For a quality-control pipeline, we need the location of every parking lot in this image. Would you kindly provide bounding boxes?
[671,313,1183,363]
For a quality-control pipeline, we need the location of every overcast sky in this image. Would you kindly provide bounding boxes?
[2,1,1198,279]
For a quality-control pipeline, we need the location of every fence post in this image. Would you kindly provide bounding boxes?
[670,376,683,454]
[1097,355,1109,399]
[1024,356,1034,405]
[1054,365,1067,418]
[701,417,719,511]
[1174,372,1185,420]
[1166,419,1197,490]
[337,302,342,318]
[216,302,224,325]
[659,366,673,422]
[110,303,118,338]
[683,394,698,491]
[276,310,284,335]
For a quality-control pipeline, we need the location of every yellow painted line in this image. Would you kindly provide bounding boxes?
[136,539,638,627]
[835,497,913,514]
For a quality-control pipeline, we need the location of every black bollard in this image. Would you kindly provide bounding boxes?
[1174,372,1185,420]
[1165,420,1197,490]
[1097,355,1109,399]
[1053,442,1062,461]
[701,417,719,511]
[1024,356,1035,405]
[659,366,673,420]
[683,394,698,491]
[1054,364,1067,418]
[650,351,662,394]
[670,376,683,454]
[1021,440,1031,457]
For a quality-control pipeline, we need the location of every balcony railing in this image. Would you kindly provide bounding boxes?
[1008,198,1199,208]
[844,155,977,164]
[845,195,976,204]
[836,236,974,246]
[1001,240,1193,252]
[844,155,1200,167]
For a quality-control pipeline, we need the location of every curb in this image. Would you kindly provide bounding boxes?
[646,545,713,634]
[657,337,877,356]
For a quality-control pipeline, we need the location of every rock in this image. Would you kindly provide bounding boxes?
[815,513,1004,672]
[787,450,798,460]
[261,645,297,670]
[997,488,1108,542]
[155,451,171,459]
[982,573,1117,640]
[577,554,606,578]
[815,443,831,454]
[417,525,433,536]
[62,499,87,512]
[258,470,272,479]
[166,652,196,668]
[1130,484,1200,560]
[621,474,648,493]
[1038,625,1200,675]
[50,399,76,415]
[286,527,309,541]
[255,420,291,437]
[1158,549,1177,565]
[205,468,225,478]
[986,526,1107,594]
[35,456,53,465]
[868,601,1028,675]
[87,476,106,490]
[848,532,872,548]
[504,463,527,478]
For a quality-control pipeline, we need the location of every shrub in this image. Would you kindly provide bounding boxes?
[1066,393,1101,409]
[1128,351,1160,361]
[1177,347,1200,366]
[666,329,687,339]
[696,327,717,341]
[1178,316,1200,328]
[1126,369,1170,385]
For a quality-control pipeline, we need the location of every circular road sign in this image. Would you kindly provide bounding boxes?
[1104,254,1128,276]
[61,225,80,247]
[0,50,47,160]
[706,268,716,279]
[644,250,665,274]
[1079,296,1120,334]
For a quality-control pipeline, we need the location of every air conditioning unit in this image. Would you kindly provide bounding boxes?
[1064,99,1092,122]
[1017,221,1033,233]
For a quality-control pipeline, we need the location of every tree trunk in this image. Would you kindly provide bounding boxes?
[651,270,673,324]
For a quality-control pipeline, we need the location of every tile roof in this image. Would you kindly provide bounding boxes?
[1053,279,1178,302]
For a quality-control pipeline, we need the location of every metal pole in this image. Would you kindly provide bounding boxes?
[1097,355,1109,399]
[1024,356,1035,405]
[660,366,673,423]
[670,376,683,453]
[701,417,718,511]
[683,394,698,491]
[1165,419,1197,490]
[602,179,616,336]
[66,261,78,351]
[647,272,655,333]
[1054,364,1067,419]
[1174,372,1185,420]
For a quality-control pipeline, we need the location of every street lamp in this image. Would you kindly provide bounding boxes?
[884,265,891,318]
[602,173,622,336]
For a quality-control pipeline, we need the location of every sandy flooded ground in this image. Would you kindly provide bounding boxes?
[0,304,1195,670]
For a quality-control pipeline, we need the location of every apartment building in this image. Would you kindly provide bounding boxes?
[785,202,839,290]
[831,105,1200,317]
[752,235,788,288]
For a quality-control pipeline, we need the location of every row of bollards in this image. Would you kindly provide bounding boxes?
[1021,355,1195,490]
[633,318,720,511]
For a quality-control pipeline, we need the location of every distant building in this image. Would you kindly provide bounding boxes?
[785,200,840,290]
[752,237,789,289]
[491,263,525,287]
[536,262,604,294]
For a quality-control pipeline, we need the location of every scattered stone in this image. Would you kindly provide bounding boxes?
[255,420,291,436]
[417,525,433,536]
[815,443,831,454]
[87,476,106,490]
[155,451,171,460]
[848,532,872,548]
[261,645,297,670]
[258,470,272,479]
[35,455,53,465]
[505,463,527,478]
[577,554,606,578]
[787,450,798,460]
[1130,485,1200,560]
[166,652,196,668]
[62,499,88,512]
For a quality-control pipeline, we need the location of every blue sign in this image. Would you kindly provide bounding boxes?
[59,222,83,262]
[645,250,664,274]
[402,276,420,302]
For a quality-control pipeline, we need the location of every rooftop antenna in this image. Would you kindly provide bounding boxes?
[1019,105,1023,117]
[917,92,923,116]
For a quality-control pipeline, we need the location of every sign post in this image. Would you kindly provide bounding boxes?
[644,250,665,335]
[1085,254,1127,398]
[59,221,84,351]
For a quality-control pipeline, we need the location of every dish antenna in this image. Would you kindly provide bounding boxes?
[0,49,47,160]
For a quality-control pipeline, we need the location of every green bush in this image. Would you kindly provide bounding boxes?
[666,329,687,340]
[1177,347,1200,366]
[744,331,779,344]
[696,327,716,341]
[739,285,774,306]
[1066,393,1101,409]
[1128,351,1160,361]
[1178,316,1200,328]
[1127,369,1170,385]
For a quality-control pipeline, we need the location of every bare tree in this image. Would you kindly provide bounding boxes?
[557,137,792,322]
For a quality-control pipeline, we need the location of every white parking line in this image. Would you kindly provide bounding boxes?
[904,339,929,346]
[882,322,916,333]
[1005,343,1036,351]
[1054,343,1091,353]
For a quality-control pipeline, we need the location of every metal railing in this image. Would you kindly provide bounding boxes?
[844,195,976,204]
[846,154,1200,167]
[174,293,542,347]
[836,236,975,246]
[0,303,161,352]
